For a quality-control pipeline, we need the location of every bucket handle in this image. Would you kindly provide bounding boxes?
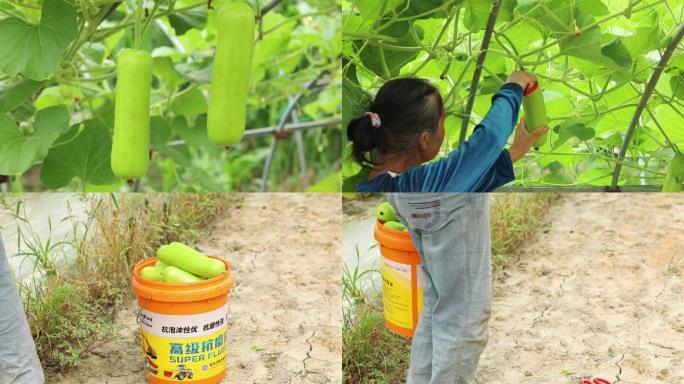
[136,295,152,325]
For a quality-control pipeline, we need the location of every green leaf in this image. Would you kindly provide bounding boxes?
[357,21,423,78]
[150,116,172,149]
[40,120,117,189]
[175,59,213,84]
[554,122,595,147]
[167,6,207,36]
[0,79,44,113]
[400,0,451,19]
[0,0,77,80]
[576,0,609,17]
[464,0,491,32]
[342,60,373,128]
[600,39,632,70]
[153,56,184,87]
[0,105,70,174]
[521,0,574,33]
[558,11,631,69]
[307,171,341,192]
[170,88,207,115]
[623,10,660,56]
[353,0,403,21]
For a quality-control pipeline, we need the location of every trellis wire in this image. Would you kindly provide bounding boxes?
[166,117,340,146]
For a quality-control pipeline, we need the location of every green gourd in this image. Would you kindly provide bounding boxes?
[662,152,684,192]
[207,2,255,145]
[155,260,167,270]
[384,221,407,232]
[111,49,152,179]
[157,242,226,279]
[375,202,398,222]
[522,81,548,149]
[140,266,163,282]
[161,266,203,283]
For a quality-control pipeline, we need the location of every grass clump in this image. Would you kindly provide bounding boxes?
[343,304,411,384]
[490,193,560,270]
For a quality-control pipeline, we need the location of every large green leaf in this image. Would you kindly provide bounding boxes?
[0,79,44,112]
[357,21,423,78]
[40,120,117,189]
[353,0,403,21]
[0,105,70,174]
[170,88,207,115]
[167,6,207,36]
[553,122,595,147]
[464,0,492,32]
[558,11,632,69]
[0,0,77,80]
[342,59,372,128]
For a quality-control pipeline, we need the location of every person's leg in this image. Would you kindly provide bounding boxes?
[387,194,450,384]
[0,236,45,384]
[405,249,437,384]
[424,194,491,384]
[387,193,435,384]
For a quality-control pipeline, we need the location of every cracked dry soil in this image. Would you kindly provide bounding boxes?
[49,193,341,384]
[476,194,684,384]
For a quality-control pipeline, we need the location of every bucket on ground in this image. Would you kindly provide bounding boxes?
[132,257,233,383]
[374,220,424,337]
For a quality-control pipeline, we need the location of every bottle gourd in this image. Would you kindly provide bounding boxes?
[111,49,152,179]
[157,242,226,279]
[522,81,548,149]
[207,2,255,146]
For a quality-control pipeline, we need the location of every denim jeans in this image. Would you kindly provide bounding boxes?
[0,236,45,384]
[386,194,491,384]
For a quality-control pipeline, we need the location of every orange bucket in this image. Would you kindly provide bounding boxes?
[374,220,424,337]
[131,257,233,383]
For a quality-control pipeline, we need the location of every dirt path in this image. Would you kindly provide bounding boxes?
[50,193,341,384]
[476,194,684,384]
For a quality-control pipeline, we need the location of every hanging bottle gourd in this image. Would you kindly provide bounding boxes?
[111,49,152,180]
[661,152,684,192]
[522,80,548,149]
[207,1,256,146]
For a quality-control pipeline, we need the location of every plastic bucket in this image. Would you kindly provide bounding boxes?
[131,257,233,383]
[374,221,424,337]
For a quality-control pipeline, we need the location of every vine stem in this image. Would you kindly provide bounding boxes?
[609,22,684,191]
[135,0,144,49]
[458,0,502,144]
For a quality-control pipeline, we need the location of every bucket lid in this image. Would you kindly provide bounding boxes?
[373,220,417,252]
[131,257,233,303]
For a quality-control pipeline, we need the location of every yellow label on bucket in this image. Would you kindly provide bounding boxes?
[138,304,228,381]
[381,257,413,329]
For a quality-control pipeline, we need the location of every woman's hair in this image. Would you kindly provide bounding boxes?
[347,77,444,166]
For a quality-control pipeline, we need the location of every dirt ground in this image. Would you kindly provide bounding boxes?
[49,193,341,384]
[476,194,684,384]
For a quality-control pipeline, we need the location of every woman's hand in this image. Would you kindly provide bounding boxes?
[508,117,548,162]
[506,71,536,92]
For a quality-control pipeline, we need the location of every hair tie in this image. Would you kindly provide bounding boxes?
[365,112,382,128]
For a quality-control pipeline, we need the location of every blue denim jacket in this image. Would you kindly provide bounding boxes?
[357,83,523,193]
